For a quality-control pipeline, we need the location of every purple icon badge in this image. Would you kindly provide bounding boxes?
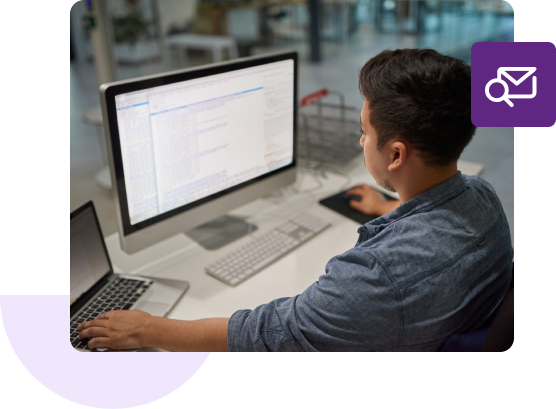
[471,42,556,127]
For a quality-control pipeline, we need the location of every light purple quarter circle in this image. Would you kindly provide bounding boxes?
[0,295,209,408]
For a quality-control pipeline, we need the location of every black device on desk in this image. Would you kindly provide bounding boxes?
[319,187,398,225]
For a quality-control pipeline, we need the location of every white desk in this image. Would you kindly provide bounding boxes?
[105,160,483,321]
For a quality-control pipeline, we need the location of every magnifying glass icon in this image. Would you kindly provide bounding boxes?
[485,78,514,107]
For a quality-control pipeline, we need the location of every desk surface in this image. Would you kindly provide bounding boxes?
[105,160,483,321]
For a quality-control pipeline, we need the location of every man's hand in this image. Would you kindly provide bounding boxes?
[346,184,400,216]
[77,310,153,351]
[78,311,230,352]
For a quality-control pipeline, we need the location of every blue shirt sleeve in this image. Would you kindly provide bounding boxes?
[227,248,403,352]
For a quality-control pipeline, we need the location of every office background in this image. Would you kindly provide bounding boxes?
[70,0,514,241]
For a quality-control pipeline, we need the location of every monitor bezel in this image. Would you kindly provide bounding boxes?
[102,51,298,238]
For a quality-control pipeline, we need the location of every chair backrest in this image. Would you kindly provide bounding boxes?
[440,263,514,352]
[481,286,514,352]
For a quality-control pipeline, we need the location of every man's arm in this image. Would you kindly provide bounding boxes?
[77,310,229,352]
[227,247,402,352]
[145,316,229,352]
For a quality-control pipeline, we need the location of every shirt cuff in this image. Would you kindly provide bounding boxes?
[227,309,254,352]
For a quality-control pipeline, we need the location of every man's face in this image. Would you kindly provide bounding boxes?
[360,100,395,192]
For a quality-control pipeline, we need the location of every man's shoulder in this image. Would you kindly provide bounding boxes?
[356,175,511,285]
[463,174,498,197]
[457,174,506,224]
[375,175,504,236]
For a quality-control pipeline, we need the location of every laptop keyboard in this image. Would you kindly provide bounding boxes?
[70,277,153,350]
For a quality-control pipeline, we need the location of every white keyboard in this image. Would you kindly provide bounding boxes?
[205,213,331,287]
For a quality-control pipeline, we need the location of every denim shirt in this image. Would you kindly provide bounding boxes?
[227,172,513,352]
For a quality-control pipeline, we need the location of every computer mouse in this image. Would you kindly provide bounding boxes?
[342,193,362,202]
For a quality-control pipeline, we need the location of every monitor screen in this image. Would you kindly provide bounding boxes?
[101,52,297,252]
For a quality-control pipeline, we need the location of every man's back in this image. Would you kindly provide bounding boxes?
[227,172,513,351]
[351,172,513,350]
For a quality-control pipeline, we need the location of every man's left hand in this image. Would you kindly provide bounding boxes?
[77,310,153,351]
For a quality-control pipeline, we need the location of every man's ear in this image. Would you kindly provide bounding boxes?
[388,140,407,171]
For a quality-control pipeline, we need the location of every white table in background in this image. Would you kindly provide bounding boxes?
[166,34,239,66]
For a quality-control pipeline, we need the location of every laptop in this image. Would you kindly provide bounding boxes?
[70,201,189,351]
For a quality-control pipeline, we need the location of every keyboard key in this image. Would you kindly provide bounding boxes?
[77,339,91,349]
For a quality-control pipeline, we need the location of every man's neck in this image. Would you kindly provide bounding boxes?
[395,163,458,204]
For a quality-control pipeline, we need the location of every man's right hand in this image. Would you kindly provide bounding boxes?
[346,184,400,216]
[78,311,230,352]
[78,309,153,351]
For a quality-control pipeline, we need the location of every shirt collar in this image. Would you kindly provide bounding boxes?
[357,171,467,240]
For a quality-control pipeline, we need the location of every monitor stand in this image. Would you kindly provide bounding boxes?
[184,215,258,251]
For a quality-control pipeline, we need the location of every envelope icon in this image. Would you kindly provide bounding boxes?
[485,67,537,107]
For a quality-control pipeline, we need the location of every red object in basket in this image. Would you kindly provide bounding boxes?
[300,88,329,106]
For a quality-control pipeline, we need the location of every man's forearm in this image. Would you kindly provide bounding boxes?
[143,317,230,352]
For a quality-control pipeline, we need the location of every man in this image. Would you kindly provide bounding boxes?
[78,49,513,352]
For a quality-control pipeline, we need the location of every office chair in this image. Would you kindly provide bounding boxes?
[481,285,514,352]
[440,263,514,352]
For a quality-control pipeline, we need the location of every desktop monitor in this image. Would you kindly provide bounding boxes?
[100,51,297,254]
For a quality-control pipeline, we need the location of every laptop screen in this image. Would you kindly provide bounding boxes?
[70,204,111,306]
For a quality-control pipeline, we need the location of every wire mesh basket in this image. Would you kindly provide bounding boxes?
[297,89,362,171]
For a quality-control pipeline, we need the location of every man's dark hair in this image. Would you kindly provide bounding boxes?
[358,48,476,167]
